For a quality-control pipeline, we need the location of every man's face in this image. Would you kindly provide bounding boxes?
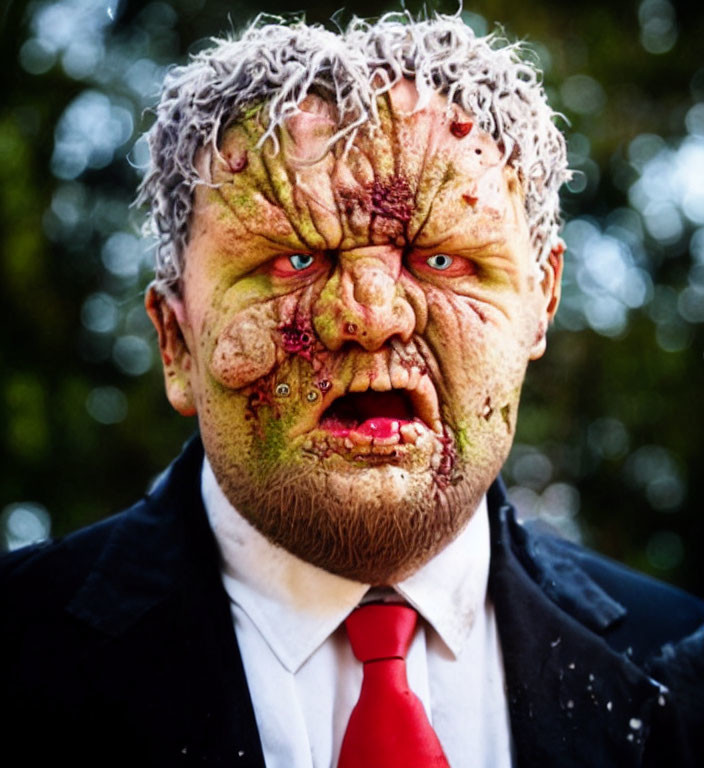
[148,80,561,584]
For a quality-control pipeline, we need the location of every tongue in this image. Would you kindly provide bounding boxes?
[319,415,409,439]
[355,417,404,439]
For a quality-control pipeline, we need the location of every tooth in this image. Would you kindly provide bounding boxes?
[390,365,410,389]
[344,438,354,449]
[349,371,370,392]
[407,367,421,390]
[370,368,391,391]
[372,433,401,446]
[371,443,400,455]
[349,431,373,446]
[400,424,418,444]
[432,419,444,435]
[408,375,441,428]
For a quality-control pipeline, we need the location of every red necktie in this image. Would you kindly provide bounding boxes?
[338,603,450,768]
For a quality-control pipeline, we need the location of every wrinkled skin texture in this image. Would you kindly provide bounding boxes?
[147,80,562,584]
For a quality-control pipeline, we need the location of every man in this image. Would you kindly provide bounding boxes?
[3,13,704,768]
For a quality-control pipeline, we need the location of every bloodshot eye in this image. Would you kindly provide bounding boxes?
[269,251,325,278]
[426,253,453,270]
[289,254,315,270]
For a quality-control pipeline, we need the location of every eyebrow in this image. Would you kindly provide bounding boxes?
[410,234,509,254]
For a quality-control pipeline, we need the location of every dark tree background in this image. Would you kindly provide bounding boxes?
[1,0,703,593]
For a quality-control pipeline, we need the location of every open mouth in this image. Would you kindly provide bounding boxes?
[321,390,412,436]
[314,382,441,449]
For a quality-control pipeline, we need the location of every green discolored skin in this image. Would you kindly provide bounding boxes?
[252,410,294,471]
[147,79,562,585]
[454,425,473,460]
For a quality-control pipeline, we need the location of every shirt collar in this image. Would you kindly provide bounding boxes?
[202,457,490,672]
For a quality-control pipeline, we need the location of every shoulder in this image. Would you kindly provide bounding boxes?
[1,436,204,618]
[521,520,704,761]
[487,485,704,766]
[1,509,131,619]
[0,501,147,732]
[523,526,704,662]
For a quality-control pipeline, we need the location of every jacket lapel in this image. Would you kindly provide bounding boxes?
[66,437,266,766]
[487,481,663,767]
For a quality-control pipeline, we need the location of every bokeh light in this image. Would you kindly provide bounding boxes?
[1,503,51,551]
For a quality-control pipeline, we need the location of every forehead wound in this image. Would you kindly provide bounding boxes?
[207,85,519,253]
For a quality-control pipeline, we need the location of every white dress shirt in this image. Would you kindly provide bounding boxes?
[202,458,514,768]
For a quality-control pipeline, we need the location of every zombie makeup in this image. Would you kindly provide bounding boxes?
[150,81,560,584]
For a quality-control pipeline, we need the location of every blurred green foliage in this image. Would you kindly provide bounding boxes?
[1,0,703,593]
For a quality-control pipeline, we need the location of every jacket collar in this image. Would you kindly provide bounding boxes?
[487,480,664,767]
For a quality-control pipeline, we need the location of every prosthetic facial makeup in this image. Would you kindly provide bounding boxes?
[147,80,562,584]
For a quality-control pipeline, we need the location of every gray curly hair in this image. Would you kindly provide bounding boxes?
[137,12,569,291]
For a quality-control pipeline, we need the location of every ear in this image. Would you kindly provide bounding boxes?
[145,283,197,416]
[529,241,564,360]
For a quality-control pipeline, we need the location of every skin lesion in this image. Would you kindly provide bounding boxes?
[500,403,512,433]
[277,318,317,361]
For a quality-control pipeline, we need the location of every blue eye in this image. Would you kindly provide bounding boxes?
[426,253,453,270]
[289,254,315,270]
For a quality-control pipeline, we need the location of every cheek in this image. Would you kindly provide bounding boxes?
[208,303,279,389]
[207,281,329,391]
[421,288,532,426]
[198,286,332,467]
[199,354,313,483]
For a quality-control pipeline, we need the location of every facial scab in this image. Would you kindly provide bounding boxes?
[226,152,248,174]
[368,176,413,223]
[450,120,473,138]
[279,320,316,361]
[501,404,512,433]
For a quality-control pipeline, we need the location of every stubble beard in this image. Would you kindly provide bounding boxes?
[209,452,492,585]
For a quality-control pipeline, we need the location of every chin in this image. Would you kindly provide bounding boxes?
[211,430,490,585]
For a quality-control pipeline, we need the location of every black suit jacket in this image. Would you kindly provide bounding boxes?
[3,437,704,767]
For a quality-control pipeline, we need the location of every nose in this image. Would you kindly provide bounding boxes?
[313,249,416,352]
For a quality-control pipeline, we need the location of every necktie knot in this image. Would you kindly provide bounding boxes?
[344,603,416,663]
